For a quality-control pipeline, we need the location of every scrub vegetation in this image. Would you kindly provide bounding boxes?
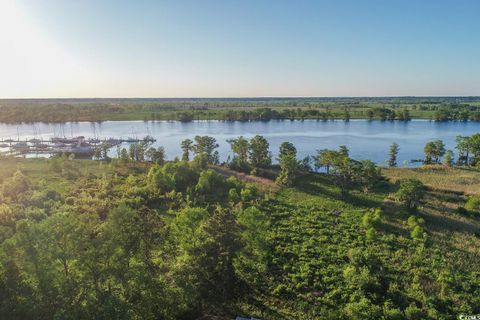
[1,133,480,319]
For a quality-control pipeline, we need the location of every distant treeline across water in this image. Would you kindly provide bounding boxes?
[1,96,480,122]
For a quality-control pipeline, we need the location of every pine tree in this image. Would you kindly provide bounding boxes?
[388,142,399,167]
[444,150,454,167]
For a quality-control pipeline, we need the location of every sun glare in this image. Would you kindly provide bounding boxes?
[0,1,92,98]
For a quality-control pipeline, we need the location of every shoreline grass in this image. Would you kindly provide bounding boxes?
[383,165,480,196]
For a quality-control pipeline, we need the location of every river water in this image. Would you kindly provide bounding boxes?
[0,119,478,166]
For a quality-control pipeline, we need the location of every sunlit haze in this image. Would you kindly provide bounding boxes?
[1,0,480,98]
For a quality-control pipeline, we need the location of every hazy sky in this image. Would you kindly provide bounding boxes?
[1,0,480,98]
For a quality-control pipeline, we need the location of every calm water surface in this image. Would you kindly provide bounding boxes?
[0,120,478,166]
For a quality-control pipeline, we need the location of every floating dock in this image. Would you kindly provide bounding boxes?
[0,136,156,158]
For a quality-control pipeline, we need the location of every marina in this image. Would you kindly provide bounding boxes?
[0,135,156,158]
[1,119,480,165]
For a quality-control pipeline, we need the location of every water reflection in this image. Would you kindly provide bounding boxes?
[1,119,479,166]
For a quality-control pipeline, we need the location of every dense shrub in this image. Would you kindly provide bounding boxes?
[396,178,425,210]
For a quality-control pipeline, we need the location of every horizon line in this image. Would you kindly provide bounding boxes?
[1,95,480,100]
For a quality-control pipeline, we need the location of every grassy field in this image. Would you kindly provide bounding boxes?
[383,165,480,195]
[238,171,480,318]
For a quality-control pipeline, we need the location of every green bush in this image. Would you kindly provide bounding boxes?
[365,227,377,240]
[396,178,425,210]
[405,303,426,320]
[343,297,382,320]
[407,215,427,242]
[362,208,383,229]
[407,215,424,229]
[465,196,480,211]
[410,225,426,241]
[382,301,404,320]
[362,209,383,240]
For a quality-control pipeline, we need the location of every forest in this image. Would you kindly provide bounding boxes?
[1,97,480,122]
[0,134,479,319]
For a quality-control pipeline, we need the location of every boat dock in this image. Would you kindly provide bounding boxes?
[0,136,156,157]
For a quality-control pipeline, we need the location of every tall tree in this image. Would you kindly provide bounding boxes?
[424,140,445,164]
[467,133,480,165]
[388,142,399,167]
[129,142,148,161]
[314,149,338,174]
[455,135,470,165]
[248,135,271,168]
[330,153,361,196]
[276,142,298,186]
[181,139,194,161]
[146,146,166,165]
[358,160,381,193]
[424,142,434,164]
[227,136,249,163]
[197,208,242,304]
[173,207,242,310]
[119,147,130,162]
[193,136,219,164]
[278,141,297,159]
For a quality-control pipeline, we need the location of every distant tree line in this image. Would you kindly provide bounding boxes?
[2,98,480,122]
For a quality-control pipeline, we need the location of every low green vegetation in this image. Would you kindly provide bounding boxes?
[1,142,479,319]
[465,196,480,214]
[1,133,480,319]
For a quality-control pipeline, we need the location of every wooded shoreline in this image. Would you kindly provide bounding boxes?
[2,96,480,122]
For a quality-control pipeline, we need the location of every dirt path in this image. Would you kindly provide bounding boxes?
[210,165,277,191]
